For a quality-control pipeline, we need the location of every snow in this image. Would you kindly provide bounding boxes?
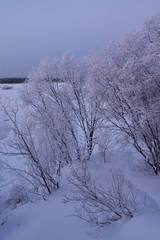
[0,183,160,240]
[0,84,160,240]
[118,212,160,240]
[126,169,160,205]
[0,188,109,240]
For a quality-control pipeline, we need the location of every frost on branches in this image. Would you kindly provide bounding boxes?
[88,12,160,174]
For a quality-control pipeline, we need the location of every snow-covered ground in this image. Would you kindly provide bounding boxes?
[0,84,22,140]
[0,84,160,240]
[0,173,160,240]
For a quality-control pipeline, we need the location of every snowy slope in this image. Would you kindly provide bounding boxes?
[0,174,160,240]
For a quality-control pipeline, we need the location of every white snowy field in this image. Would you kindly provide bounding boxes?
[0,84,160,240]
[0,85,18,141]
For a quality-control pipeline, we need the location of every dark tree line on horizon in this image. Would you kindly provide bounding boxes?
[0,78,26,84]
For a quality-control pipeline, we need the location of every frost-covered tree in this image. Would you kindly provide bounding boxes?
[90,12,160,174]
[1,52,105,197]
[0,102,60,196]
[21,53,103,162]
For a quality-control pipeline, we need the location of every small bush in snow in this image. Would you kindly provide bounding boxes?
[0,184,29,226]
[6,184,29,207]
[65,164,144,227]
[2,85,13,90]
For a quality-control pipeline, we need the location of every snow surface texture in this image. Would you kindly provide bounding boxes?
[0,85,160,240]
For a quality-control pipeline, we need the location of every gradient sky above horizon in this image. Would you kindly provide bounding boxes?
[0,0,160,77]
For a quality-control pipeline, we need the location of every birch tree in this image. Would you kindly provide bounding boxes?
[92,12,160,174]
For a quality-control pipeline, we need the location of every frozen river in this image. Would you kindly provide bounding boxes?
[0,84,22,141]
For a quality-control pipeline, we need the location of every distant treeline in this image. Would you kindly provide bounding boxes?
[0,78,26,84]
[0,78,63,84]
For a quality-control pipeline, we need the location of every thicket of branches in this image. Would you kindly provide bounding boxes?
[64,164,143,227]
[87,12,160,174]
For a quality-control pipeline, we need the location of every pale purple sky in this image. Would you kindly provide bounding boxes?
[0,0,160,77]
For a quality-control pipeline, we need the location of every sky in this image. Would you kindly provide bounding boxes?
[0,0,160,78]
